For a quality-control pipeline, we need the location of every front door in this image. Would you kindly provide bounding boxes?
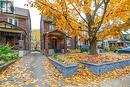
[52,38,57,49]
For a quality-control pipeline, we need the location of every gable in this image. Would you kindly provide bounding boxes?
[0,21,17,29]
[0,21,26,35]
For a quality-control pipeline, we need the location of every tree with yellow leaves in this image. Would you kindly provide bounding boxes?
[28,0,130,54]
[31,30,40,50]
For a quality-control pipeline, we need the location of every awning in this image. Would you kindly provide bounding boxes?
[0,21,26,35]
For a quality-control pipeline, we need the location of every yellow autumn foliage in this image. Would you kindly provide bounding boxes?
[31,30,40,43]
[27,0,130,54]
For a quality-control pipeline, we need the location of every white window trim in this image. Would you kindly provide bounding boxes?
[8,18,19,26]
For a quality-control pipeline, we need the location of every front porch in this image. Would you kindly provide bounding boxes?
[43,30,69,56]
[0,21,26,50]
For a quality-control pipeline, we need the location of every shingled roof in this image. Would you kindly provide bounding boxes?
[14,7,29,17]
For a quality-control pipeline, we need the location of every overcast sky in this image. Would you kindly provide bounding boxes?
[13,0,40,30]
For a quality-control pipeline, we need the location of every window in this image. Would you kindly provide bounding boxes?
[8,18,13,24]
[14,19,19,26]
[0,1,6,12]
[0,1,14,13]
[7,2,13,13]
[8,18,19,27]
[67,38,71,46]
[49,24,55,31]
[83,40,88,46]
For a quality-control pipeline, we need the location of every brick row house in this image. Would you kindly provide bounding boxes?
[0,0,31,50]
[40,17,89,55]
[40,17,75,55]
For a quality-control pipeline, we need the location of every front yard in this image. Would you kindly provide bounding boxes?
[46,52,130,86]
[44,57,130,87]
[52,52,130,64]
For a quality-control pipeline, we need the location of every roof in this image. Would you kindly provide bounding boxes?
[43,30,70,38]
[14,7,29,17]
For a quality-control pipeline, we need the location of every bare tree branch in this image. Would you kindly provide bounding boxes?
[95,0,109,36]
[71,4,88,24]
[91,0,104,24]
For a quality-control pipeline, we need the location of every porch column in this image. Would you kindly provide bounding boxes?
[64,38,67,53]
[19,33,24,50]
[24,35,26,50]
[42,35,45,54]
[20,33,23,40]
[45,33,49,56]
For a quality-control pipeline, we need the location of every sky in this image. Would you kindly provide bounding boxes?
[13,0,40,30]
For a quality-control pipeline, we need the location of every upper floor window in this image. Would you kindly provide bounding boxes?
[0,1,14,13]
[49,24,55,31]
[0,1,6,12]
[8,18,19,27]
[8,18,12,24]
[7,2,13,13]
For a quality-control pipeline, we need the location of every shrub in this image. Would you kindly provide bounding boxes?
[67,49,71,53]
[110,46,123,51]
[0,44,12,55]
[72,49,81,53]
[0,44,18,62]
[52,55,64,63]
[81,47,90,53]
[118,46,123,49]
[104,47,110,52]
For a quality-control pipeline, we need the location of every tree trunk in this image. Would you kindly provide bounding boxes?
[90,39,97,55]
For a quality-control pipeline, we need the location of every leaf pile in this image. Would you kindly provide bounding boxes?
[57,53,130,64]
[0,57,38,87]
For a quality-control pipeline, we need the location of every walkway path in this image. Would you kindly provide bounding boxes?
[0,52,47,87]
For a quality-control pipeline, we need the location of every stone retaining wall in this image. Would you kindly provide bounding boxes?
[0,60,16,72]
[48,57,78,77]
[81,59,130,75]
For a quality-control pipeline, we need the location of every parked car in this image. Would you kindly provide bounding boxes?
[114,47,130,53]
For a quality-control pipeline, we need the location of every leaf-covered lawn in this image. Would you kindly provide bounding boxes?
[55,53,130,64]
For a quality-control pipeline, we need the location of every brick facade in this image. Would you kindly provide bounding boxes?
[40,17,76,55]
[0,14,7,21]
[0,7,31,50]
[19,18,27,30]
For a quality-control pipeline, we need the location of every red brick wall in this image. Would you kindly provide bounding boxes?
[19,18,27,30]
[0,14,27,30]
[70,37,76,49]
[0,14,7,21]
[44,21,49,32]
